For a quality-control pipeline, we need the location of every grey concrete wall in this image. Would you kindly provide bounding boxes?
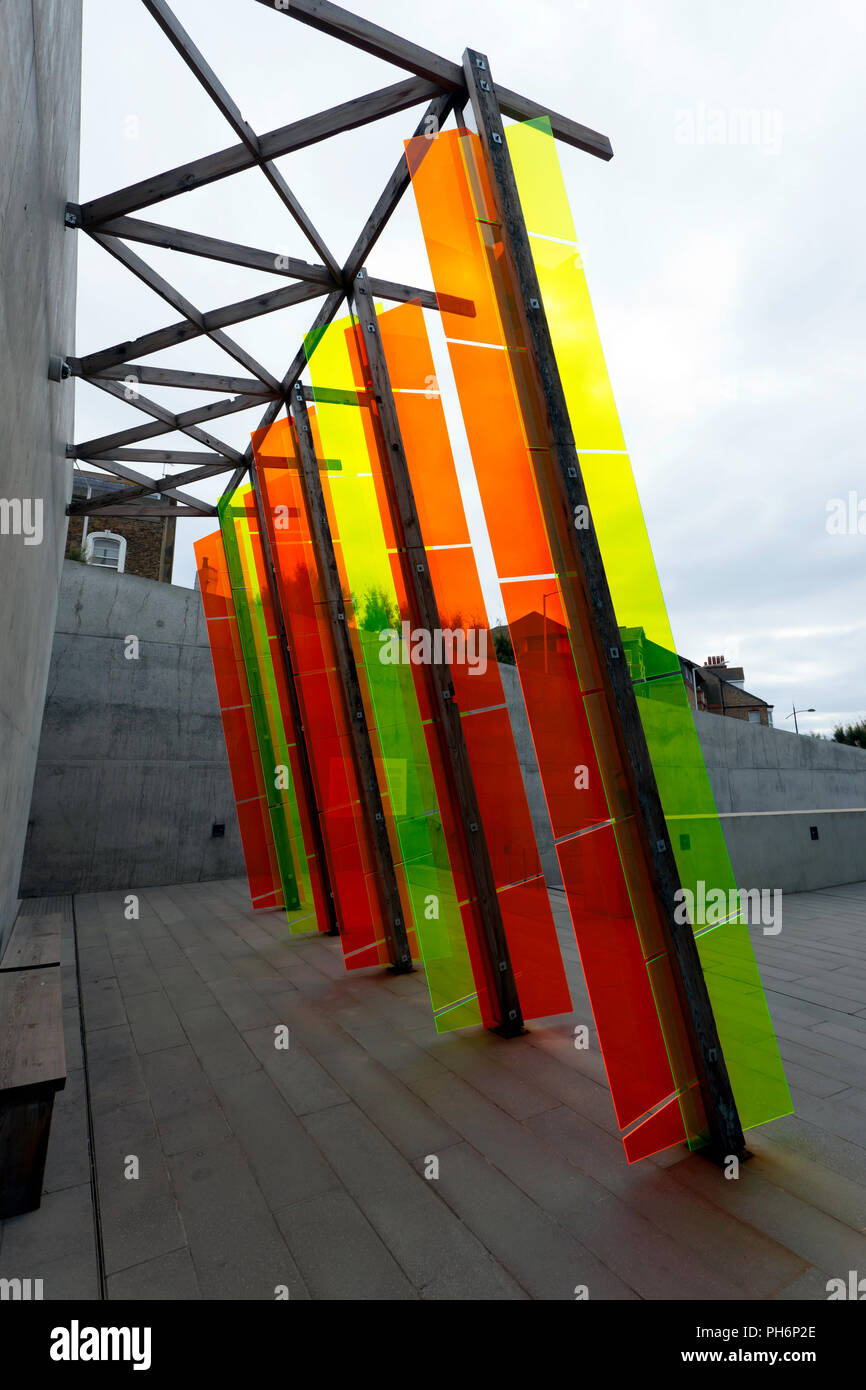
[20,562,245,896]
[695,710,866,893]
[0,1,81,952]
[21,585,866,900]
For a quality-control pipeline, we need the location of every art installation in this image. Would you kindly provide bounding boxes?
[194,106,791,1165]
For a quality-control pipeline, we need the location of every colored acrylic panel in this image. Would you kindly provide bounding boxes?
[408,126,700,1153]
[377,298,572,1022]
[305,313,484,1032]
[218,483,324,933]
[506,116,791,1131]
[252,418,394,971]
[194,533,283,912]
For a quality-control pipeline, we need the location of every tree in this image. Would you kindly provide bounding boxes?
[833,719,866,750]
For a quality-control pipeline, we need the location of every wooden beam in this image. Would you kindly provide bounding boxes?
[74,501,215,517]
[70,448,233,466]
[76,379,250,460]
[352,271,523,1034]
[79,362,276,397]
[268,0,613,159]
[89,232,282,390]
[68,458,238,514]
[288,390,412,970]
[75,278,326,378]
[89,215,334,284]
[463,49,744,1154]
[69,456,206,509]
[83,215,465,313]
[76,76,440,228]
[140,0,341,276]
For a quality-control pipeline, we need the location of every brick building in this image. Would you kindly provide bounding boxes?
[65,472,176,582]
[683,654,774,727]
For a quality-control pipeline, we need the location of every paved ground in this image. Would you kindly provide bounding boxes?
[2,877,866,1300]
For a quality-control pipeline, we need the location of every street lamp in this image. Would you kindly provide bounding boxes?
[785,705,815,735]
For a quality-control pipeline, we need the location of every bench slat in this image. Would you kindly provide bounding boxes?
[0,912,63,970]
[0,967,66,1095]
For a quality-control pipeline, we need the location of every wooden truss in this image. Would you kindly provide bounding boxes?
[61,0,748,1160]
[63,0,612,519]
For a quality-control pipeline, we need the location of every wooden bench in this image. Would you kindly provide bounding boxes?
[0,916,67,1218]
[0,911,63,972]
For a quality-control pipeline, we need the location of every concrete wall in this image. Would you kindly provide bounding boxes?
[0,1,81,952]
[696,710,866,893]
[20,562,245,896]
[21,577,866,901]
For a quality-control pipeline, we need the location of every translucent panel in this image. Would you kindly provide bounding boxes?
[217,484,326,933]
[623,1084,706,1163]
[194,532,285,915]
[409,125,706,1156]
[376,299,571,1022]
[445,343,550,579]
[253,420,393,971]
[306,312,484,1030]
[556,825,683,1131]
[506,116,791,1133]
[497,578,610,837]
[580,453,676,664]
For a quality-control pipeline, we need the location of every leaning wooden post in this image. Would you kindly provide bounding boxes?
[350,271,524,1035]
[289,386,413,972]
[462,48,746,1157]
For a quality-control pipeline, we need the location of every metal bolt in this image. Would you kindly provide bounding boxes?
[480,79,491,91]
[529,298,540,309]
[609,646,620,659]
[498,960,507,972]
[469,822,478,832]
[656,838,666,853]
[491,132,503,144]
[567,466,577,478]
[475,56,487,69]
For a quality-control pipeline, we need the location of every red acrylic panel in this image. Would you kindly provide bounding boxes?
[374,299,571,1023]
[407,129,703,1154]
[194,531,283,912]
[556,824,678,1129]
[253,418,395,970]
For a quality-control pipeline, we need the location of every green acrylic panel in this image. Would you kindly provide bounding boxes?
[507,116,791,1130]
[304,313,482,1032]
[218,483,315,928]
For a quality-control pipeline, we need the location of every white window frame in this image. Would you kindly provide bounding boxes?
[84,530,127,573]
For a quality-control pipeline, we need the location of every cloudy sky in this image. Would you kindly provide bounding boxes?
[75,0,866,737]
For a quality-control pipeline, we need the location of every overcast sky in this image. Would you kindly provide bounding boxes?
[75,0,866,737]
